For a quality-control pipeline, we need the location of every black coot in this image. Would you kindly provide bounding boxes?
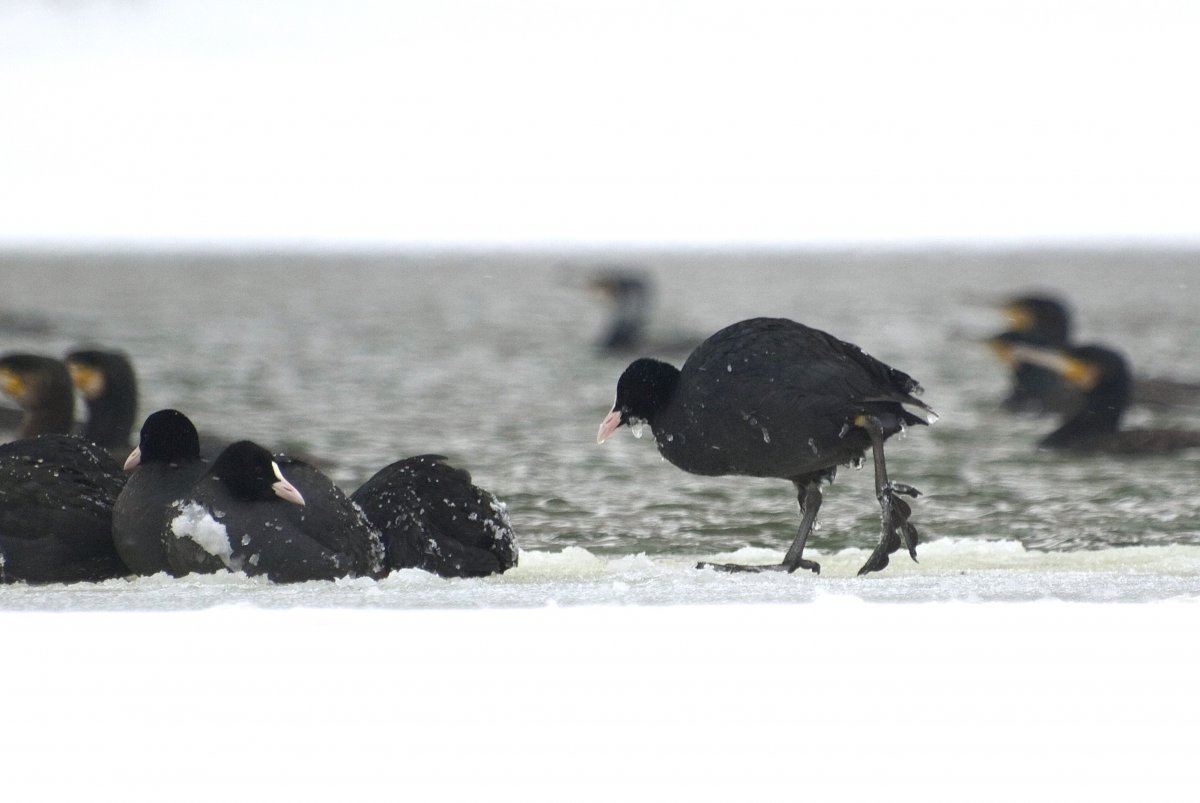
[165,440,385,583]
[597,317,934,576]
[1018,344,1200,454]
[0,434,128,583]
[66,348,139,451]
[113,409,208,575]
[351,454,518,578]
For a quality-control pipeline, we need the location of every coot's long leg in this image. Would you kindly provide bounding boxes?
[697,479,822,575]
[856,415,921,576]
[780,480,822,574]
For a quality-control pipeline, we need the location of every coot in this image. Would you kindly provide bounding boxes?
[113,409,208,575]
[351,454,518,578]
[0,434,128,583]
[165,440,385,583]
[597,317,934,576]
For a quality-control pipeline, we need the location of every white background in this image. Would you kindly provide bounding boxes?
[2,0,1198,247]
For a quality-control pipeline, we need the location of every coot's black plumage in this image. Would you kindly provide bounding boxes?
[164,440,385,583]
[597,317,934,576]
[0,434,128,584]
[1026,345,1200,455]
[0,353,75,440]
[113,409,208,575]
[66,349,139,451]
[351,454,518,578]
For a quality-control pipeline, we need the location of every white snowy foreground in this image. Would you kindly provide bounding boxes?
[5,545,1200,802]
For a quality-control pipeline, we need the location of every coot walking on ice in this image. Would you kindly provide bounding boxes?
[597,317,934,576]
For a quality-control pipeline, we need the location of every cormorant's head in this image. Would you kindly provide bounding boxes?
[210,440,305,506]
[985,331,1027,366]
[596,357,680,443]
[0,353,70,410]
[126,408,202,469]
[1057,345,1131,404]
[1001,295,1071,346]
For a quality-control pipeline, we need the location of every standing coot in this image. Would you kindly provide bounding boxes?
[597,317,934,576]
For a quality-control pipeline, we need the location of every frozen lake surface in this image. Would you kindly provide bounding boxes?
[3,248,1199,799]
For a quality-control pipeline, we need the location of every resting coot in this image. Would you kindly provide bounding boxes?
[113,408,208,575]
[165,440,385,583]
[0,433,128,583]
[351,454,518,578]
[597,317,934,576]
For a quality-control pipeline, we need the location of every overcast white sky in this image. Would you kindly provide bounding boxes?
[1,0,1198,248]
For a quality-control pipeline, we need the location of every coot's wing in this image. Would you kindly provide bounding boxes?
[272,456,386,577]
[352,455,518,578]
[672,319,928,475]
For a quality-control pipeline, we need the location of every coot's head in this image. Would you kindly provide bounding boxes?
[597,357,680,443]
[210,440,306,505]
[126,409,202,469]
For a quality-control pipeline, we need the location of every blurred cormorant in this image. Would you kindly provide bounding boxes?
[0,353,74,439]
[1017,344,1200,454]
[65,348,139,451]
